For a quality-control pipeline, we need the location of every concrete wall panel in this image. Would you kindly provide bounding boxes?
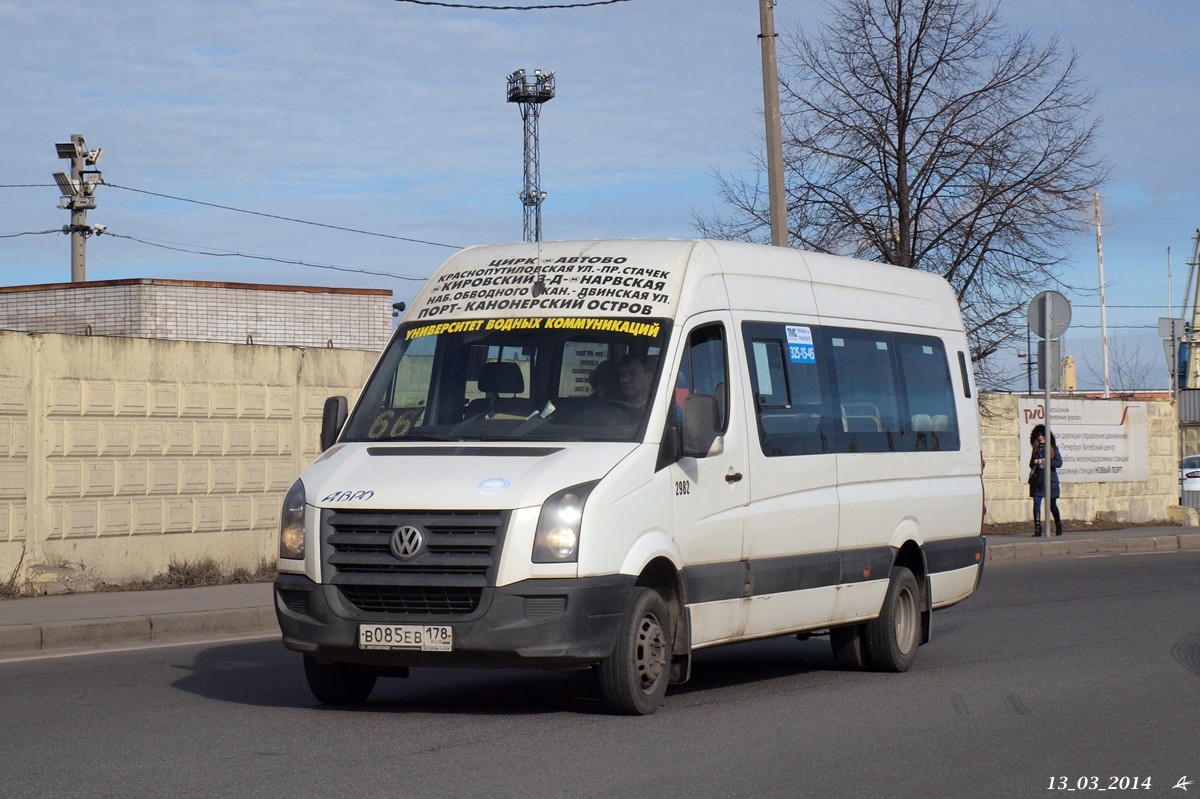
[0,330,376,584]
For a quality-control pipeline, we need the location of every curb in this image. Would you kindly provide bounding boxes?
[986,532,1200,561]
[0,606,277,657]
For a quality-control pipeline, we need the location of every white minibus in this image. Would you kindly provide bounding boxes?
[275,239,985,714]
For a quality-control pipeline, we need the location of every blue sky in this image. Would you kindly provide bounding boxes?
[1,0,1197,389]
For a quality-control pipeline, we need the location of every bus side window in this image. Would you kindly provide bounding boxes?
[896,336,960,451]
[741,321,830,456]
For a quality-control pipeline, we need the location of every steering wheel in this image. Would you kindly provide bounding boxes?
[569,399,635,426]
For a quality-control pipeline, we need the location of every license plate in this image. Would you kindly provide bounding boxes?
[359,623,453,652]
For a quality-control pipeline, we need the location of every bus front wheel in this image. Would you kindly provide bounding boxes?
[598,588,672,715]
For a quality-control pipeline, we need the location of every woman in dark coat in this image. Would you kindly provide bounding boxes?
[1028,423,1063,536]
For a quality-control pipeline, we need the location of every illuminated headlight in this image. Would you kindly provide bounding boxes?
[533,481,598,563]
[279,479,306,560]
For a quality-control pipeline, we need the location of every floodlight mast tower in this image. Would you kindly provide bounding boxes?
[53,134,104,282]
[507,68,555,243]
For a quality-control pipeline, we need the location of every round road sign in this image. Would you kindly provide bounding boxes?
[1028,290,1071,339]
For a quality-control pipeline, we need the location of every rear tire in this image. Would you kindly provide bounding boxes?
[864,566,921,672]
[829,623,871,670]
[598,588,672,715]
[303,655,377,706]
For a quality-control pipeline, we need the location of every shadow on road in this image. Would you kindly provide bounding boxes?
[171,633,854,715]
[171,639,605,714]
[672,635,837,696]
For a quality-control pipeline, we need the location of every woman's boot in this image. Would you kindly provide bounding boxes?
[1033,520,1043,537]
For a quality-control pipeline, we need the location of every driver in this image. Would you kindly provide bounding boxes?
[617,354,654,410]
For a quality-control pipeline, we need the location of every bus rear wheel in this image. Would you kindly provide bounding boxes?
[864,566,921,672]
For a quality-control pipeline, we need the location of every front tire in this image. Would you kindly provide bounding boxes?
[303,655,377,706]
[598,588,672,715]
[864,566,921,672]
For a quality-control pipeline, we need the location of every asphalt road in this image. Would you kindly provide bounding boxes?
[2,551,1197,799]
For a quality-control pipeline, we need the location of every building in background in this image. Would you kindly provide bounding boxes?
[0,278,392,351]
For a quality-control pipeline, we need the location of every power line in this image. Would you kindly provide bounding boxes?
[1,223,434,282]
[3,179,447,280]
[0,230,59,238]
[103,183,461,249]
[1071,324,1157,330]
[1073,304,1176,310]
[104,231,430,282]
[3,181,462,249]
[391,0,634,9]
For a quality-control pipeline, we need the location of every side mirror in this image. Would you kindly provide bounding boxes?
[681,394,721,458]
[320,396,348,451]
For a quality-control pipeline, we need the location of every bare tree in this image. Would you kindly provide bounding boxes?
[1081,335,1159,394]
[697,0,1106,386]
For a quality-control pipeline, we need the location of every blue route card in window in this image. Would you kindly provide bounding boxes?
[785,325,816,364]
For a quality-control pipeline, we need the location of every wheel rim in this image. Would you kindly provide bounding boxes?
[894,583,918,655]
[634,611,668,693]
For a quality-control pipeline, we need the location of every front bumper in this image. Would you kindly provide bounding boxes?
[274,572,636,669]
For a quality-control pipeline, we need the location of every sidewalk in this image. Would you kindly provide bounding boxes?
[0,581,275,659]
[1,526,1198,659]
[984,524,1200,560]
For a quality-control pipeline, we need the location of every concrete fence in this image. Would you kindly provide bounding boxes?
[0,330,375,589]
[0,328,1187,589]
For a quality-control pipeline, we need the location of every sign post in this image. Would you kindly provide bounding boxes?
[1028,291,1072,521]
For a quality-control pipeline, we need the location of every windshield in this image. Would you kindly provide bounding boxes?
[342,317,671,443]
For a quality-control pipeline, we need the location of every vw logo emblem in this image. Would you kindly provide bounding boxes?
[390,525,425,560]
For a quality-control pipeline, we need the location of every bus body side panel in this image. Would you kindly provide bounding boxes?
[923,536,987,607]
[719,244,983,639]
[807,260,985,590]
[928,564,982,608]
[576,445,675,580]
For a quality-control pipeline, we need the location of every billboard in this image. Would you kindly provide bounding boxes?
[1017,398,1148,483]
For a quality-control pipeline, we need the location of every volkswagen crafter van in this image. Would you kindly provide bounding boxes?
[274,239,985,715]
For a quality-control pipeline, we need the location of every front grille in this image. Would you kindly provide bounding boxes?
[340,585,481,615]
[323,509,504,618]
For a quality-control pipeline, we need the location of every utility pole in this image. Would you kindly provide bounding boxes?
[53,134,105,282]
[759,0,788,247]
[1186,230,1200,388]
[507,69,555,243]
[1094,193,1110,397]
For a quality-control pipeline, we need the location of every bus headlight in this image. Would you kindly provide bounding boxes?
[279,479,306,560]
[533,481,597,563]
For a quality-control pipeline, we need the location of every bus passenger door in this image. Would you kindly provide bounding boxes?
[739,321,840,636]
